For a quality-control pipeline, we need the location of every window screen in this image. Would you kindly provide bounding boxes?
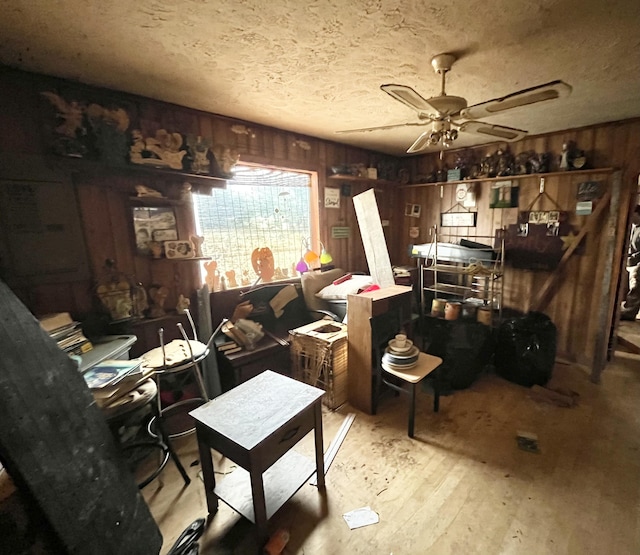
[193,164,313,287]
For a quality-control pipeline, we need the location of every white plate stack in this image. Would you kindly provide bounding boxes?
[382,338,420,371]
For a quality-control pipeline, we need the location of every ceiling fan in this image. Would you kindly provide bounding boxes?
[336,53,572,154]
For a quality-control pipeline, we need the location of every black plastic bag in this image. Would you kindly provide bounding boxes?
[494,311,557,387]
[425,319,493,390]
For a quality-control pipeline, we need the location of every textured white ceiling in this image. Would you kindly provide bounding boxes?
[1,0,639,156]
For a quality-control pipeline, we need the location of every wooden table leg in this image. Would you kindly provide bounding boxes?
[313,401,325,488]
[250,470,268,544]
[196,426,218,516]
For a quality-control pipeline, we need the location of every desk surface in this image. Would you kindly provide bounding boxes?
[79,335,137,373]
[190,370,323,451]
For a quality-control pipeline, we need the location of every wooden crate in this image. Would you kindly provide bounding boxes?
[289,320,348,409]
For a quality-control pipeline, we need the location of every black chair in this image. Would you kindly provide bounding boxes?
[370,306,443,438]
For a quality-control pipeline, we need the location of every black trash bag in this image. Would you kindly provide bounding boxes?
[494,311,557,387]
[426,320,493,390]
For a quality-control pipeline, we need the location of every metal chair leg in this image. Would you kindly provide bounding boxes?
[433,378,440,413]
[152,390,191,487]
[408,383,416,438]
[156,415,191,487]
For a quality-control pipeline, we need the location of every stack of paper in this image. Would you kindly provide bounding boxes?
[83,359,152,407]
[39,312,93,355]
[83,359,144,390]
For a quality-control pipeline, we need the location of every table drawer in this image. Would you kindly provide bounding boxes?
[253,403,317,472]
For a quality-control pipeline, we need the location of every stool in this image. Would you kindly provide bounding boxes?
[103,379,191,489]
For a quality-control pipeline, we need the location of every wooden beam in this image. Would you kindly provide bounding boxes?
[353,188,395,288]
[592,171,622,382]
[532,189,612,312]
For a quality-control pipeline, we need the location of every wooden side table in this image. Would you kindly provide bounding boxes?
[189,370,325,543]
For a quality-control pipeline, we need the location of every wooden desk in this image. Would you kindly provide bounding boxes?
[190,370,325,543]
[347,285,413,414]
[214,334,290,390]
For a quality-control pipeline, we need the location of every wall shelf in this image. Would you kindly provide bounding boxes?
[328,174,397,186]
[402,167,615,189]
[149,256,211,262]
[129,196,185,206]
[47,155,229,189]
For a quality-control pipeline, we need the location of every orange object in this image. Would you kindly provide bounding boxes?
[263,529,290,555]
[251,247,275,282]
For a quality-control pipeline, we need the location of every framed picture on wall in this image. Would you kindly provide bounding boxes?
[441,211,477,227]
[132,206,177,255]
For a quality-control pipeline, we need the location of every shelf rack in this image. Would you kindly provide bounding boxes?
[411,226,505,326]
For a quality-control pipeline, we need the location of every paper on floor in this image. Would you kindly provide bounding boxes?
[343,506,379,530]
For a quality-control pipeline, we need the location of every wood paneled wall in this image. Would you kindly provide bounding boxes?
[396,120,640,371]
[0,66,400,318]
[1,64,638,373]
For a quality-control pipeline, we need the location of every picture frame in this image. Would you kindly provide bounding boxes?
[132,206,177,255]
[164,240,195,259]
[405,203,422,218]
[441,211,477,227]
[324,187,340,208]
[490,180,519,209]
[152,228,178,242]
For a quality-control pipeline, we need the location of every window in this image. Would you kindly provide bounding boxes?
[193,164,317,288]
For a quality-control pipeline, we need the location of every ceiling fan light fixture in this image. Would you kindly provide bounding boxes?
[407,120,459,153]
[425,95,467,116]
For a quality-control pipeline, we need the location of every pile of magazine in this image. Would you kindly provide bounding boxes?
[83,358,152,408]
[38,312,93,356]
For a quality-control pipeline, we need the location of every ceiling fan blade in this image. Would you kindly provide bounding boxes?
[460,121,528,142]
[406,131,432,154]
[460,80,572,120]
[335,121,431,134]
[380,84,436,113]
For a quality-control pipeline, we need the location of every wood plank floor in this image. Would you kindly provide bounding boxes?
[143,352,640,554]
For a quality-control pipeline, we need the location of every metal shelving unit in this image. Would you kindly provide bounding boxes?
[411,226,505,326]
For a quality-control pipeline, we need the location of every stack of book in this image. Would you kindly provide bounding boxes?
[83,358,153,408]
[38,312,93,356]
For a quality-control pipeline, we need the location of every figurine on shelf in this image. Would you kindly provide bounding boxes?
[225,269,238,288]
[204,260,220,292]
[96,259,134,321]
[496,147,514,176]
[538,152,551,173]
[179,182,192,201]
[135,184,164,198]
[176,294,190,314]
[559,142,572,170]
[148,241,163,259]
[514,151,531,175]
[479,153,497,178]
[190,235,205,258]
[132,282,148,318]
[148,284,169,318]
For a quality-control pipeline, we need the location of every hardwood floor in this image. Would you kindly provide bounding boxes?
[143,352,640,554]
